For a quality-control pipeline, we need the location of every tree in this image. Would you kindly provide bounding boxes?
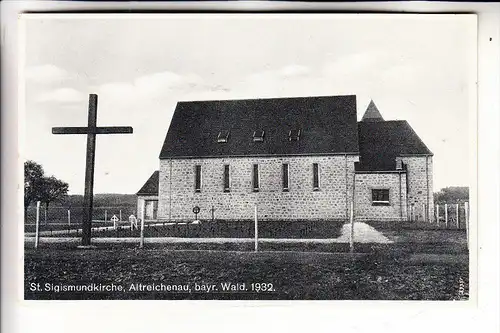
[39,176,69,223]
[24,160,44,219]
[434,186,469,204]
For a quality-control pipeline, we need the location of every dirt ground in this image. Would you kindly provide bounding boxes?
[24,246,469,300]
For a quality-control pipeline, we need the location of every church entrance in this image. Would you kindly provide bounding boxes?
[144,200,158,220]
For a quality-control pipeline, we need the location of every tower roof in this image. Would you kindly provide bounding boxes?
[361,100,384,122]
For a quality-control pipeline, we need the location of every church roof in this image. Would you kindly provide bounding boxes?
[159,95,359,159]
[361,100,384,122]
[136,170,159,196]
[356,120,433,171]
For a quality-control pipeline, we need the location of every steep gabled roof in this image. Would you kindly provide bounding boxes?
[361,100,384,122]
[159,95,359,159]
[136,171,159,196]
[356,120,433,171]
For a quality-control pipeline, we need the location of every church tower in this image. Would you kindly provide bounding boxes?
[361,100,384,122]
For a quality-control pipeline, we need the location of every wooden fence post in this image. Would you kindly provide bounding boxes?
[456,203,459,229]
[68,209,71,226]
[444,204,448,228]
[465,202,469,249]
[254,204,258,252]
[349,201,355,253]
[436,204,439,226]
[35,201,41,249]
[139,202,145,248]
[104,210,107,222]
[422,203,426,223]
[119,210,122,221]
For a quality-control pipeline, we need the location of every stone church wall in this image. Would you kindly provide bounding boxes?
[158,155,359,221]
[400,156,434,222]
[354,172,408,221]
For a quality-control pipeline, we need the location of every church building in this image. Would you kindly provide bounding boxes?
[137,95,433,223]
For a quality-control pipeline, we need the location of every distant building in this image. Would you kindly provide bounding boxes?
[137,95,433,222]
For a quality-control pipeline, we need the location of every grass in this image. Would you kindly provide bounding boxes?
[33,220,346,239]
[24,246,469,300]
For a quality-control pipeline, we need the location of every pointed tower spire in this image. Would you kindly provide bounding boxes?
[361,100,384,122]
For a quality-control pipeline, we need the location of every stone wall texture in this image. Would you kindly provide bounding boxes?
[157,155,432,222]
[400,156,434,222]
[354,172,408,221]
[158,155,359,221]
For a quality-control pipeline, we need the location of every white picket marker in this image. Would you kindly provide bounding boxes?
[111,215,119,230]
[68,209,71,226]
[139,203,145,248]
[104,210,107,222]
[456,203,459,229]
[465,202,469,249]
[35,201,41,249]
[349,201,354,253]
[444,204,448,228]
[254,204,258,252]
[119,210,122,221]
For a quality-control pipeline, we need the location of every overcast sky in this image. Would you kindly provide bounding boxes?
[22,14,476,194]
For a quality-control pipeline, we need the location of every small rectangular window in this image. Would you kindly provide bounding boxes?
[195,165,202,192]
[217,130,230,143]
[282,163,289,191]
[372,189,390,205]
[223,164,230,192]
[312,163,319,190]
[253,130,265,142]
[289,129,301,141]
[252,164,259,192]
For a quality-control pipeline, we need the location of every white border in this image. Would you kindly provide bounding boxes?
[2,3,499,333]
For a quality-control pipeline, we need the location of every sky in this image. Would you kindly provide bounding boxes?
[21,14,477,194]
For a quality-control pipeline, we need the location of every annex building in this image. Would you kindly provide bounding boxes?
[137,95,433,223]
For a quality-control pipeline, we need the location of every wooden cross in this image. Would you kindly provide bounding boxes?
[52,94,133,246]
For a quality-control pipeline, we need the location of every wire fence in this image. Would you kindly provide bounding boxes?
[406,201,469,229]
[24,201,469,239]
[24,206,136,227]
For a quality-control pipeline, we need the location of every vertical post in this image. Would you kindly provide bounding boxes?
[254,204,258,252]
[444,204,448,228]
[34,201,41,249]
[81,94,98,246]
[140,201,145,248]
[435,204,439,226]
[68,209,71,226]
[456,203,460,229]
[465,202,469,249]
[104,210,107,222]
[44,205,47,225]
[211,205,215,223]
[422,203,426,223]
[119,210,122,222]
[349,201,354,253]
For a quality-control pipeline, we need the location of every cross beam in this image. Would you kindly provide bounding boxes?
[52,94,133,246]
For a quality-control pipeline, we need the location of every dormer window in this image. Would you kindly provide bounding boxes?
[217,130,230,143]
[253,130,265,142]
[289,129,301,141]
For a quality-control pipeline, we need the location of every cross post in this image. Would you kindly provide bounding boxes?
[52,94,133,246]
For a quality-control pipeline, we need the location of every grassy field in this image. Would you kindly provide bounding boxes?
[24,246,468,300]
[32,220,346,239]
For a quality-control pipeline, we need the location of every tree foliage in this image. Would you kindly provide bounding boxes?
[24,160,44,208]
[38,176,69,209]
[24,160,69,210]
[434,186,469,203]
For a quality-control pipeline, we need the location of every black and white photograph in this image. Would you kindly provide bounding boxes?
[20,13,477,301]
